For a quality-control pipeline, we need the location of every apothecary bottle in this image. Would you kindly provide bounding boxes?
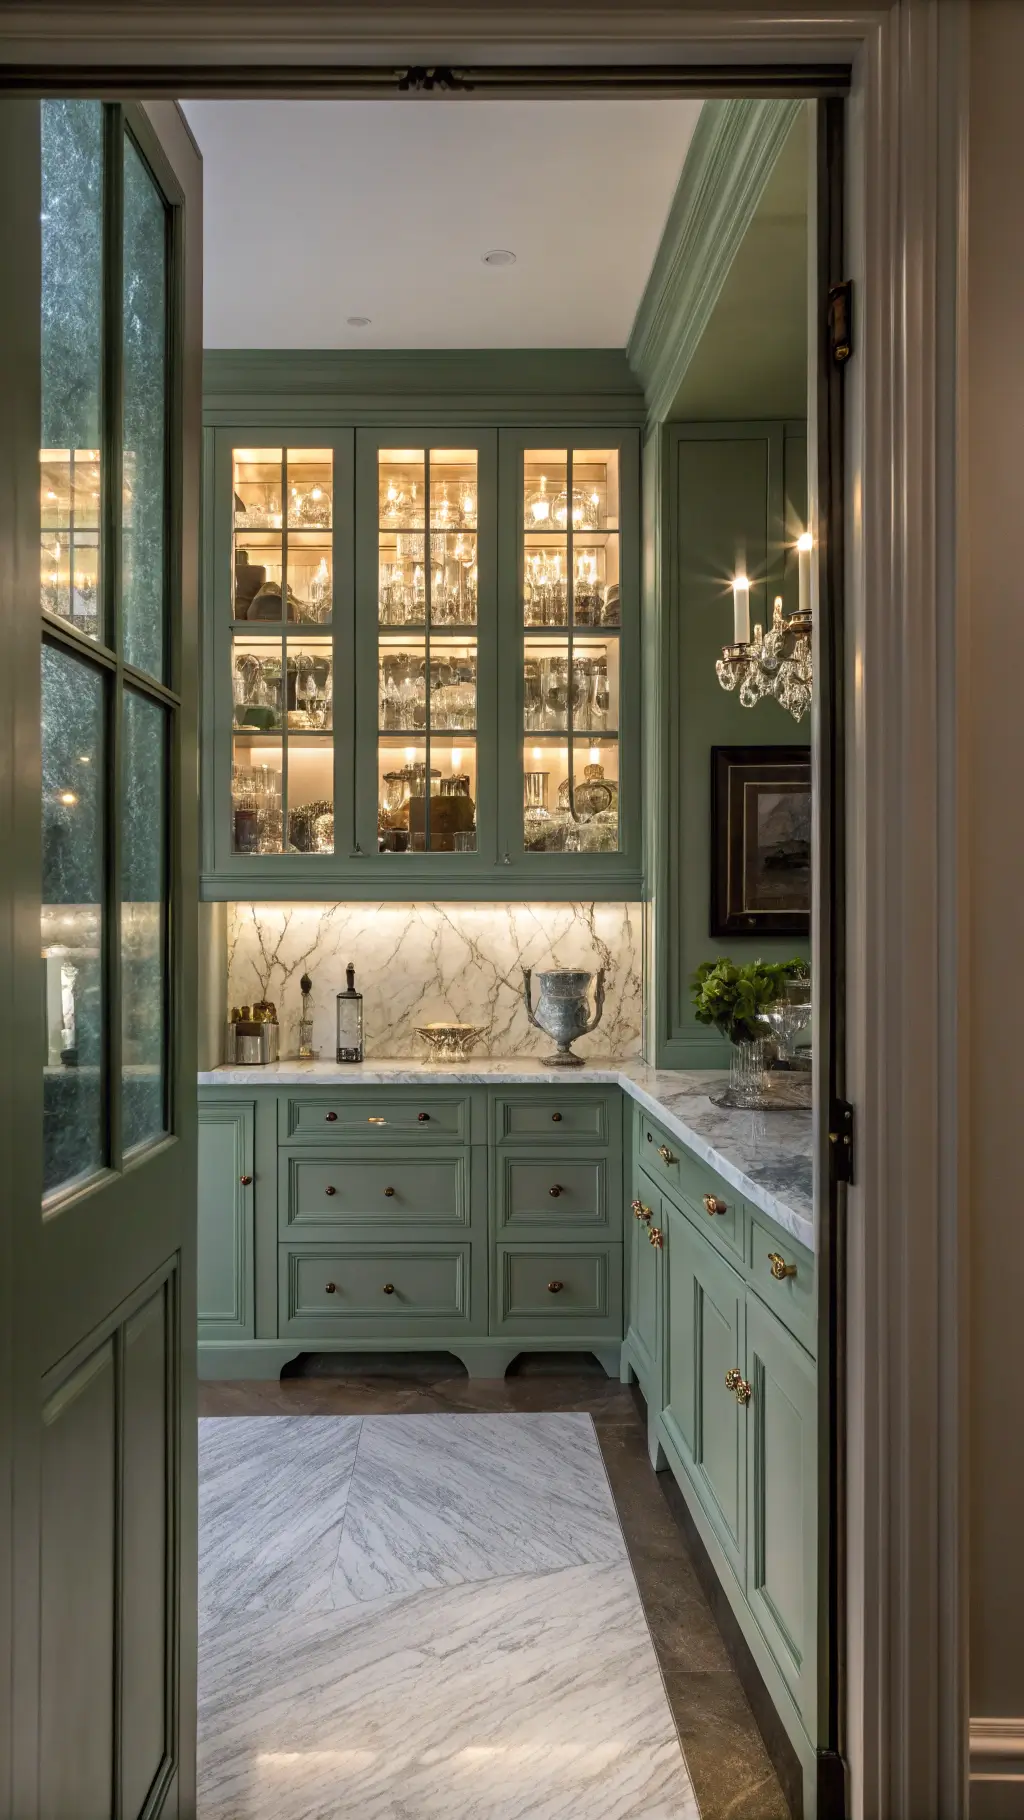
[335,963,364,1062]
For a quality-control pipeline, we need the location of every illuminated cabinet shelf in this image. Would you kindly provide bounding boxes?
[201,419,640,901]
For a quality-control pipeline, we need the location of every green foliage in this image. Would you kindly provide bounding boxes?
[690,957,808,1046]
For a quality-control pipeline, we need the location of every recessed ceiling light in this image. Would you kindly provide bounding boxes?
[482,249,516,267]
[346,315,371,327]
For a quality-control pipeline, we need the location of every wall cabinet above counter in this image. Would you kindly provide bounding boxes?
[201,417,641,900]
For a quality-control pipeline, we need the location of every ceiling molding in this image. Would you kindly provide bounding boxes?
[626,97,803,424]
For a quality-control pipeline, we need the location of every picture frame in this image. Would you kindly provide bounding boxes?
[709,745,811,937]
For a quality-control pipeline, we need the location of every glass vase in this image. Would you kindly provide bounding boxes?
[729,1037,771,1107]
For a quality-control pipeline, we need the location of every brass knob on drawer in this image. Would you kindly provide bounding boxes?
[325,1185,336,1197]
[325,1282,337,1294]
[703,1193,726,1217]
[547,1280,564,1293]
[768,1252,797,1281]
[549,1184,562,1198]
[631,1199,652,1222]
[382,1283,395,1295]
[418,1112,430,1122]
[240,1174,253,1186]
[658,1144,676,1165]
[368,1116,386,1125]
[648,1225,664,1249]
[384,1186,395,1198]
[326,1111,338,1123]
[552,1111,562,1122]
[725,1367,752,1405]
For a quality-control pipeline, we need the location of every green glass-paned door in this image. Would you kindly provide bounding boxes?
[122,131,169,683]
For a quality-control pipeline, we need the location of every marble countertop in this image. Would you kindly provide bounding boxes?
[199,1056,814,1250]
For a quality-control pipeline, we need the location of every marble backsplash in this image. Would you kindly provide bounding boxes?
[226,902,644,1060]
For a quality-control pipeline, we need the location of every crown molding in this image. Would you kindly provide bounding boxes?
[626,97,802,423]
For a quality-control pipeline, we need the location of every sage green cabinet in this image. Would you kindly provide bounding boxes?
[625,1166,665,1407]
[201,413,641,900]
[198,1101,255,1339]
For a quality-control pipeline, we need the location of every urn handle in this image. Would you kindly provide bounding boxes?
[582,968,607,1037]
[522,966,541,1032]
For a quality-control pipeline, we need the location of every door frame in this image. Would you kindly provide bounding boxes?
[0,7,970,1818]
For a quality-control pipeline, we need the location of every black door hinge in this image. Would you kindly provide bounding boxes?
[828,281,853,365]
[828,1099,855,1186]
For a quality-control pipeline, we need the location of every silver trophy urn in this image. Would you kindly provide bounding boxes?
[522,967,606,1067]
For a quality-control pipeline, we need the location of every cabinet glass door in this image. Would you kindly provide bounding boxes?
[229,446,335,856]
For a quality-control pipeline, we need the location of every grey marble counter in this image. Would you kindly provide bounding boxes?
[199,1056,814,1250]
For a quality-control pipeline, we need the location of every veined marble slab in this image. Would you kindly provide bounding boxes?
[198,1411,699,1820]
[198,1056,815,1248]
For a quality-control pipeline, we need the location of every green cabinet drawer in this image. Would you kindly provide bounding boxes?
[281,1153,470,1233]
[627,1165,665,1394]
[747,1215,816,1356]
[638,1113,744,1264]
[280,1091,471,1144]
[494,1156,610,1234]
[281,1243,477,1335]
[492,1244,623,1337]
[493,1093,612,1145]
[745,1293,817,1727]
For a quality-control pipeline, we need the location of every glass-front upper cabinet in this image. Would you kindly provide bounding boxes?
[354,429,496,875]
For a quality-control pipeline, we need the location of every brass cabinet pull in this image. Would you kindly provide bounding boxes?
[239,1174,253,1186]
[648,1225,664,1249]
[547,1280,564,1293]
[703,1193,726,1216]
[368,1115,386,1125]
[549,1184,562,1198]
[630,1198,652,1222]
[384,1186,395,1197]
[417,1112,430,1122]
[768,1251,797,1281]
[551,1111,562,1122]
[382,1283,395,1295]
[325,1185,337,1197]
[326,1111,338,1122]
[725,1367,752,1405]
[325,1282,337,1294]
[658,1144,676,1165]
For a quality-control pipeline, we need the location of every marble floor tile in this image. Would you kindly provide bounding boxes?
[199,1416,361,1621]
[331,1412,625,1604]
[198,1561,699,1820]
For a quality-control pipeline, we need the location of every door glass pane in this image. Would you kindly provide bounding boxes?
[40,100,103,640]
[231,737,282,854]
[122,690,167,1151]
[286,738,334,854]
[122,133,168,681]
[41,643,105,1197]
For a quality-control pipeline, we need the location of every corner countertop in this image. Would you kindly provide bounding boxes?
[198,1056,814,1251]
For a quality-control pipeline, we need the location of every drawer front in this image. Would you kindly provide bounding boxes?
[495,1157,609,1234]
[281,1153,470,1233]
[493,1093,612,1145]
[493,1244,623,1337]
[638,1114,743,1263]
[282,1092,470,1143]
[747,1215,816,1355]
[281,1245,474,1331]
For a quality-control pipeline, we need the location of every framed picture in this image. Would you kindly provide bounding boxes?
[710,745,811,937]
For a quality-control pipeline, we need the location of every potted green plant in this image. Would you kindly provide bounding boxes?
[690,957,809,1106]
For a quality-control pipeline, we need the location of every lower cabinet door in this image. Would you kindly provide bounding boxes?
[492,1244,623,1338]
[745,1292,818,1727]
[627,1169,663,1393]
[663,1205,747,1584]
[198,1101,254,1339]
[281,1243,481,1339]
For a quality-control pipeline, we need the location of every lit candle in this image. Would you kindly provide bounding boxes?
[797,531,813,617]
[732,575,750,644]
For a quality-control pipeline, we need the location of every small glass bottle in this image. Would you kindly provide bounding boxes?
[336,963,364,1063]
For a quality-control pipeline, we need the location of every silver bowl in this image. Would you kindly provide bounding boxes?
[415,1022,486,1062]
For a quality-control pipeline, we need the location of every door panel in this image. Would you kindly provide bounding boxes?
[121,1282,173,1817]
[198,1101,254,1336]
[626,1166,663,1392]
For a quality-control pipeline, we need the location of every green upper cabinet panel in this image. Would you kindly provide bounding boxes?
[199,359,644,901]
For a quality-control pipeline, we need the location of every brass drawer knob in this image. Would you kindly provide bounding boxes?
[325,1282,337,1294]
[658,1144,676,1165]
[326,1111,338,1122]
[239,1174,252,1186]
[630,1198,652,1222]
[547,1280,564,1293]
[768,1251,797,1281]
[368,1115,386,1125]
[552,1111,562,1122]
[549,1184,562,1198]
[648,1225,664,1248]
[703,1193,726,1216]
[384,1186,395,1197]
[418,1112,430,1122]
[382,1283,395,1295]
[725,1368,752,1405]
[325,1185,337,1197]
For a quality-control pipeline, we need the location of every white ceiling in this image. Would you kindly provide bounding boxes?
[182,99,702,350]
